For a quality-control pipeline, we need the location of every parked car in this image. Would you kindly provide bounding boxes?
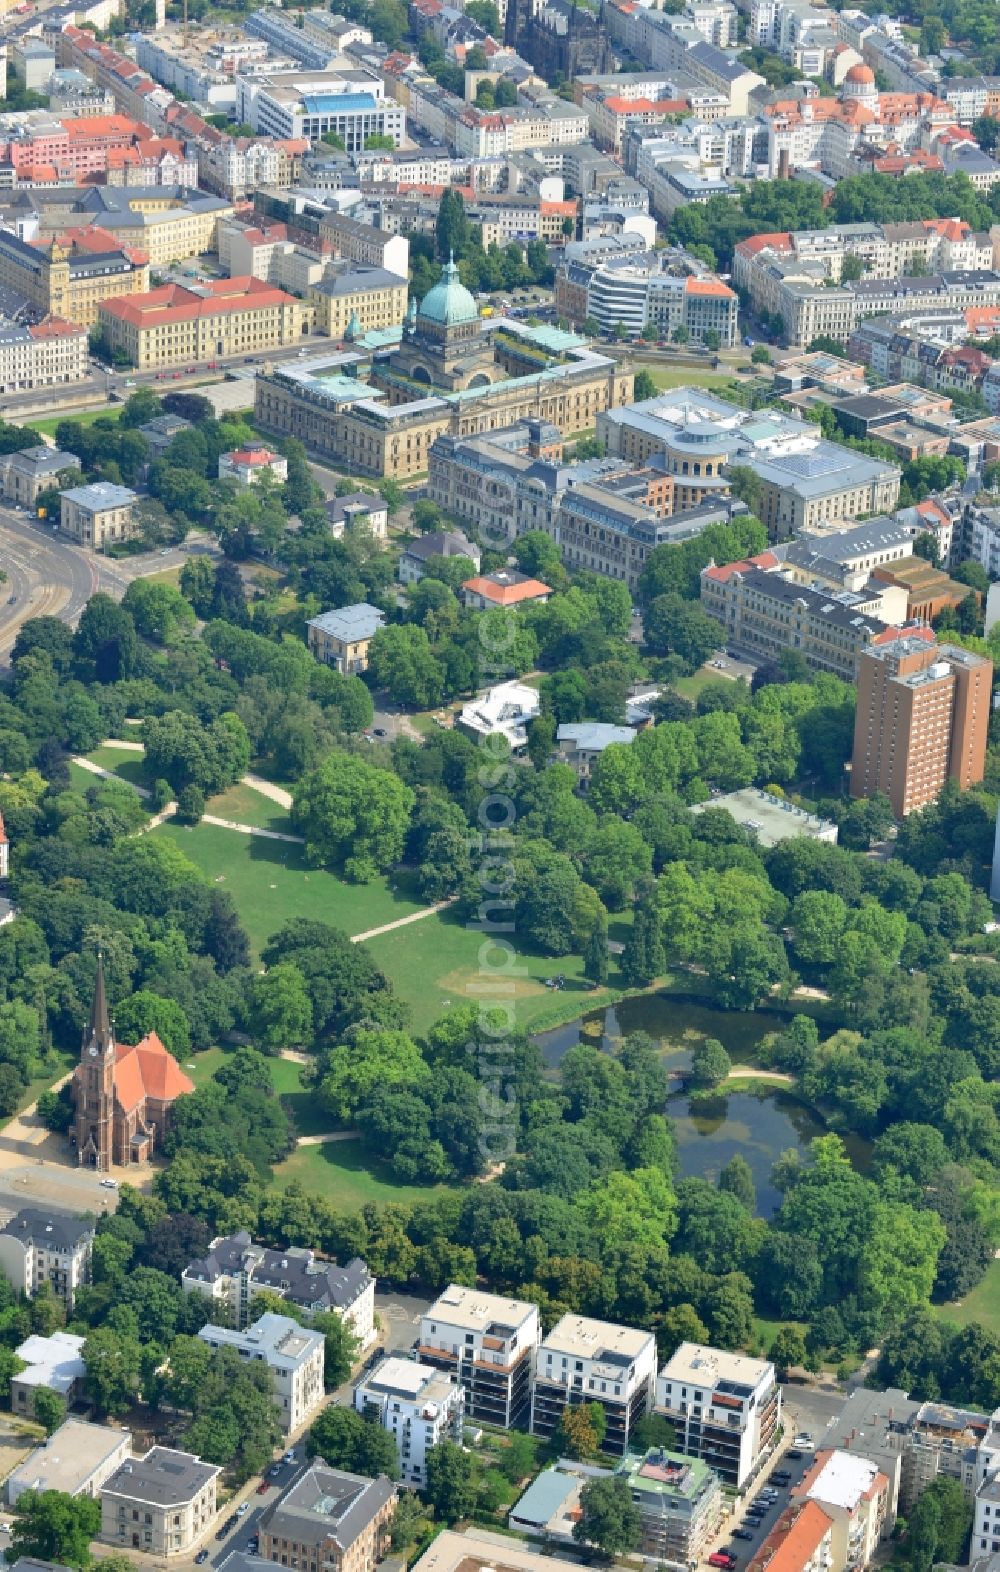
[709,1553,737,1569]
[237,1504,250,1517]
[772,1471,791,1484]
[195,1551,210,1563]
[787,1449,803,1460]
[268,1464,282,1478]
[733,1531,753,1542]
[794,1435,814,1450]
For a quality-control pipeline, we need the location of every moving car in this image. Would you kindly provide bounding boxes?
[195,1551,210,1564]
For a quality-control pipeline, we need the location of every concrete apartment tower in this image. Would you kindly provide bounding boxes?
[851,635,992,818]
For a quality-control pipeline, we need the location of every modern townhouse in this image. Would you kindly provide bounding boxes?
[530,1314,656,1456]
[418,1285,541,1429]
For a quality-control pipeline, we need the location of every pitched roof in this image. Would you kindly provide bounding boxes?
[462,570,551,604]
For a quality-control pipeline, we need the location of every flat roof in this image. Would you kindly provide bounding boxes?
[804,1451,882,1511]
[691,789,838,848]
[8,1420,130,1497]
[659,1342,773,1391]
[540,1314,653,1362]
[425,1284,538,1334]
[412,1528,591,1572]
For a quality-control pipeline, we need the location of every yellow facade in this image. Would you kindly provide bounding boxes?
[309,278,408,340]
[99,290,305,370]
[0,239,149,328]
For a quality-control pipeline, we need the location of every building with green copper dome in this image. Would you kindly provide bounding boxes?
[378,253,499,396]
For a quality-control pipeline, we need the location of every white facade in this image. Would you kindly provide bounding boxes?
[655,1343,781,1488]
[197,1313,325,1434]
[8,1419,131,1506]
[457,682,541,752]
[530,1315,656,1456]
[419,1286,541,1429]
[355,1358,464,1486]
[218,448,289,486]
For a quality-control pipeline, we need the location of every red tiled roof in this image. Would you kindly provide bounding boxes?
[100,275,294,329]
[463,573,552,604]
[704,551,780,582]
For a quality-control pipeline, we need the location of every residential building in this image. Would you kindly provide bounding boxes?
[318,210,409,279]
[325,493,389,544]
[851,636,992,816]
[792,1451,890,1572]
[11,1332,86,1418]
[747,1501,836,1572]
[0,447,79,509]
[258,1465,396,1572]
[354,1357,464,1487]
[97,278,304,371]
[60,481,137,550]
[218,448,289,487]
[0,317,88,396]
[906,1401,991,1507]
[309,265,408,342]
[197,1312,325,1433]
[0,227,148,329]
[7,1420,131,1506]
[181,1230,374,1343]
[530,1315,657,1456]
[615,1449,726,1563]
[306,603,385,674]
[817,1386,918,1528]
[457,681,541,752]
[654,1343,781,1488]
[418,1285,541,1429]
[556,723,635,789]
[71,956,194,1168]
[100,1447,220,1557]
[0,1209,93,1309]
[399,528,479,584]
[138,414,192,458]
[461,568,551,609]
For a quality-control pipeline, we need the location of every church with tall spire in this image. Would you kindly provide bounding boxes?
[72,956,194,1171]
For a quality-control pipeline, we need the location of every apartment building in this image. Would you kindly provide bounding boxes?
[579,252,738,344]
[100,1448,220,1557]
[418,1285,541,1429]
[238,72,405,150]
[197,1313,325,1433]
[0,228,148,330]
[0,316,87,396]
[0,1208,93,1309]
[654,1343,781,1489]
[615,1448,725,1564]
[60,482,137,550]
[259,1465,396,1572]
[7,1418,131,1506]
[530,1314,656,1456]
[748,1501,836,1572]
[851,636,992,816]
[182,1231,374,1343]
[306,603,385,674]
[792,1451,890,1572]
[97,278,304,371]
[354,1357,463,1487]
[318,210,409,279]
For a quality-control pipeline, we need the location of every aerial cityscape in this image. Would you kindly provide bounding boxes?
[0,1,997,1572]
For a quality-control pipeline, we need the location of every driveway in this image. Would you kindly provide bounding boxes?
[375,1289,431,1358]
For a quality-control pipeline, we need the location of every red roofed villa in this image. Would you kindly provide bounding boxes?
[218,447,289,487]
[461,568,553,609]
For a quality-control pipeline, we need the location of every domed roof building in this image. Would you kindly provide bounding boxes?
[384,252,498,394]
[841,62,878,104]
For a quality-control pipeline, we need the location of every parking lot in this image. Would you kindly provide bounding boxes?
[708,1424,825,1568]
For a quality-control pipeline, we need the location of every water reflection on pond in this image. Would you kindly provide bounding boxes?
[534,994,870,1218]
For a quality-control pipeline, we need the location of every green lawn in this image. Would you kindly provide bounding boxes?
[85,745,148,790]
[363,906,621,1038]
[934,1259,1000,1334]
[26,408,121,438]
[645,367,747,392]
[272,1135,460,1209]
[204,782,292,834]
[269,1055,331,1137]
[675,668,726,700]
[150,820,427,953]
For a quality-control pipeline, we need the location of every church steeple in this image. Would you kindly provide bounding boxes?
[84,954,114,1060]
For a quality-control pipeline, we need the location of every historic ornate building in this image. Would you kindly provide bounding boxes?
[377,256,498,395]
[505,0,612,80]
[72,958,194,1171]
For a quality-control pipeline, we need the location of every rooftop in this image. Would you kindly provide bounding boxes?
[198,1312,324,1370]
[0,1208,93,1252]
[802,1450,884,1511]
[617,1447,719,1502]
[659,1342,773,1393]
[184,1231,371,1314]
[104,1447,220,1506]
[358,1356,458,1406]
[61,481,136,511]
[262,1465,396,1551]
[539,1313,653,1364]
[557,723,635,752]
[13,1332,85,1394]
[425,1284,538,1334]
[7,1421,130,1499]
[307,603,385,643]
[691,789,838,848]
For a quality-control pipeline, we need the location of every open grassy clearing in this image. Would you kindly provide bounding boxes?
[934,1259,1000,1335]
[271,1135,461,1209]
[25,408,121,438]
[150,820,427,955]
[645,367,750,392]
[85,745,148,790]
[203,782,293,833]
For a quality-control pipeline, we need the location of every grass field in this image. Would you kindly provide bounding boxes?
[203,782,292,834]
[935,1259,1000,1334]
[26,408,121,438]
[150,819,427,953]
[675,668,726,700]
[645,367,747,393]
[86,745,148,790]
[272,1135,460,1209]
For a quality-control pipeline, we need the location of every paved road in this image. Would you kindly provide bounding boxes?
[213,1455,308,1568]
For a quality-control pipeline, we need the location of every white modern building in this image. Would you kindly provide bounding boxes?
[11,1331,86,1418]
[530,1315,657,1456]
[654,1343,781,1488]
[7,1419,131,1506]
[418,1286,541,1430]
[354,1357,464,1486]
[218,447,289,486]
[197,1312,325,1433]
[794,1449,890,1572]
[456,682,541,753]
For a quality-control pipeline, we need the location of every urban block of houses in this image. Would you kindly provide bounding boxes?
[218,447,289,486]
[7,1419,132,1506]
[59,481,137,550]
[398,528,479,585]
[654,1342,781,1488]
[258,1463,397,1572]
[182,1230,375,1344]
[354,1356,464,1487]
[530,1313,657,1456]
[418,1284,541,1430]
[197,1312,325,1433]
[306,603,385,674]
[0,1208,94,1309]
[11,1331,87,1418]
[100,1447,221,1557]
